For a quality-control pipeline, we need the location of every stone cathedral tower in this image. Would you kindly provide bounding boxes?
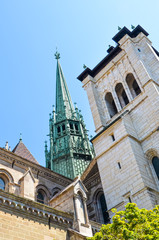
[45,52,94,179]
[78,25,159,218]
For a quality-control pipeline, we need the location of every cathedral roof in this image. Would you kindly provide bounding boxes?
[12,140,39,164]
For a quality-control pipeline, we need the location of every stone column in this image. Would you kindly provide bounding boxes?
[74,194,79,221]
[83,197,89,224]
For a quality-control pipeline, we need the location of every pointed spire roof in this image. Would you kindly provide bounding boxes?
[55,52,75,120]
[12,139,39,165]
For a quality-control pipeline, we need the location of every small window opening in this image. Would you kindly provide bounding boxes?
[138,48,141,52]
[75,123,79,134]
[57,126,61,136]
[37,191,44,204]
[128,196,132,203]
[118,162,121,169]
[111,134,115,141]
[69,123,74,133]
[62,124,66,133]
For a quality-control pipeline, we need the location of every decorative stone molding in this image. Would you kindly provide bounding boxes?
[0,168,14,183]
[145,149,159,161]
[0,189,73,228]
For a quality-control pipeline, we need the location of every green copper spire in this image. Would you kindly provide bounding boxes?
[55,55,75,121]
[45,54,94,179]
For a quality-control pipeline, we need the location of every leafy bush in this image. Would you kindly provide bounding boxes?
[88,203,159,240]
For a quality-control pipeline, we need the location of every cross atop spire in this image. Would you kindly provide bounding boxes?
[19,133,22,142]
[54,50,60,60]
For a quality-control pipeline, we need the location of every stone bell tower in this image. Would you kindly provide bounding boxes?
[45,52,94,179]
[78,25,159,217]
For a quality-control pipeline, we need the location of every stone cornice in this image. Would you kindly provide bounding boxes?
[83,173,101,190]
[0,189,73,228]
[108,186,159,212]
[0,148,72,187]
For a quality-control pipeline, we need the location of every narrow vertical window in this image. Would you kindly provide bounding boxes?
[99,194,109,224]
[75,123,79,134]
[57,126,61,136]
[69,123,74,133]
[62,124,66,133]
[111,134,115,141]
[128,196,132,203]
[118,162,121,169]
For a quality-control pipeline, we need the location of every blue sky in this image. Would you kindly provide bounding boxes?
[0,0,159,165]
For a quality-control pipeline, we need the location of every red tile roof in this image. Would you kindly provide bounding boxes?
[12,140,39,164]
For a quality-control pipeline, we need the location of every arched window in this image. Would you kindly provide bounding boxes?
[0,178,5,190]
[94,190,110,224]
[0,171,12,192]
[105,92,118,118]
[37,190,45,204]
[52,187,61,197]
[152,156,159,180]
[99,194,109,224]
[126,73,141,98]
[115,83,129,108]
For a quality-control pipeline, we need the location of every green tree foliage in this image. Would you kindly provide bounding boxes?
[88,203,159,240]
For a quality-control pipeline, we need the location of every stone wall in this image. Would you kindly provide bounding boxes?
[81,27,159,216]
[0,189,74,240]
[0,210,68,240]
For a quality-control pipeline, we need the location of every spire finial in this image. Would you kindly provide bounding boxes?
[54,48,60,60]
[52,105,55,112]
[131,24,135,30]
[19,133,22,142]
